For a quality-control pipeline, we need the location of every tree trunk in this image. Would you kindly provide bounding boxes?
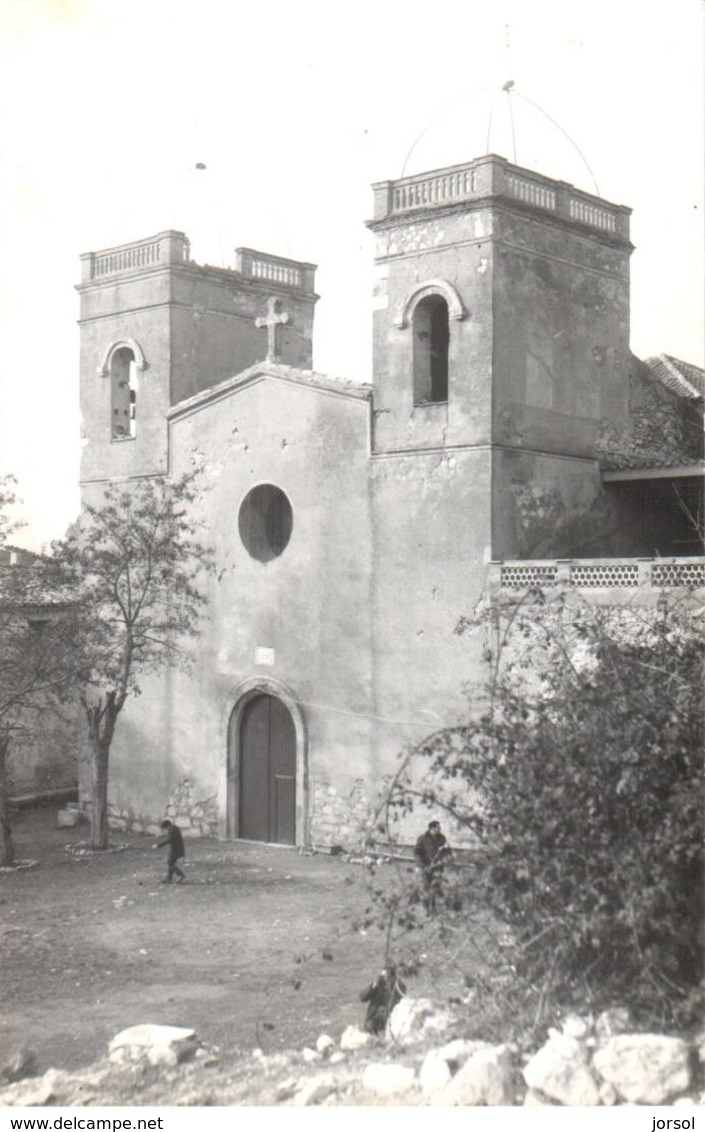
[87,705,111,850]
[0,734,15,867]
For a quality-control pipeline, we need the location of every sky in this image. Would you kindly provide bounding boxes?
[0,0,702,550]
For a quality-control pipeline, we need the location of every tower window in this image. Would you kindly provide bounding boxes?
[413,295,449,404]
[110,346,138,439]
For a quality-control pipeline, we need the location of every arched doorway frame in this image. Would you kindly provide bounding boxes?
[223,676,308,845]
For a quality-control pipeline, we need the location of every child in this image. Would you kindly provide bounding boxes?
[154,819,186,884]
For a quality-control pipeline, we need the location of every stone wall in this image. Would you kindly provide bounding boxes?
[105,777,218,838]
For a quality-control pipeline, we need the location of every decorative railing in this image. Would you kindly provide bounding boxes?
[80,232,190,282]
[568,198,617,233]
[235,248,316,292]
[392,168,476,212]
[371,155,630,240]
[505,172,557,212]
[491,557,705,592]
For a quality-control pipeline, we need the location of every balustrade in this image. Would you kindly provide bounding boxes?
[493,557,705,592]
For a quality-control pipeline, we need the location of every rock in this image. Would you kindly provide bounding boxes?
[0,1072,56,1107]
[0,1047,38,1084]
[387,997,435,1042]
[108,1023,197,1065]
[674,1096,696,1107]
[436,1038,490,1068]
[561,1014,592,1039]
[362,1062,416,1097]
[439,1044,516,1106]
[340,1025,371,1051]
[329,1052,346,1065]
[301,1047,320,1063]
[523,1033,600,1105]
[291,1073,336,1106]
[274,1076,298,1101]
[592,1034,691,1105]
[419,1050,452,1096]
[594,1007,631,1039]
[599,1081,619,1105]
[316,1034,335,1055]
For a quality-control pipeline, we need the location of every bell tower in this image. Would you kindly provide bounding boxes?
[367,153,633,556]
[77,231,317,490]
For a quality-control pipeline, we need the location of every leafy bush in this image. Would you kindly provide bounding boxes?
[382,590,704,1033]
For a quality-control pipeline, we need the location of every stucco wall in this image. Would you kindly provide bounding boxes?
[94,372,375,843]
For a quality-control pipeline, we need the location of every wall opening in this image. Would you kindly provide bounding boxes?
[110,346,138,439]
[239,484,293,562]
[413,295,449,404]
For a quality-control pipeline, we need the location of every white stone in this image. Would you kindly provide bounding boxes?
[387,997,435,1042]
[592,1034,691,1105]
[146,1046,178,1068]
[362,1062,416,1097]
[291,1073,335,1106]
[316,1034,335,1054]
[108,1023,197,1064]
[562,1014,592,1039]
[302,1047,320,1063]
[339,1024,371,1051]
[439,1044,516,1106]
[419,1050,452,1096]
[436,1038,490,1067]
[329,1051,346,1065]
[524,1033,600,1106]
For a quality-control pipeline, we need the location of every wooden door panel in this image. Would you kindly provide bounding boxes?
[239,696,270,841]
[238,694,296,844]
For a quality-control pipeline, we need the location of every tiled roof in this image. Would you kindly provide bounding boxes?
[644,354,705,399]
[0,564,75,608]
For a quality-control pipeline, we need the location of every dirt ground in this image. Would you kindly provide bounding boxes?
[0,805,463,1078]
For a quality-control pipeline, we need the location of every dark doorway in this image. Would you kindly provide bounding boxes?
[237,694,296,844]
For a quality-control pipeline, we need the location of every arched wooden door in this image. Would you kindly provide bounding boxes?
[238,694,296,844]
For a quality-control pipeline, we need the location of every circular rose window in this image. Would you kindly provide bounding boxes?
[238,484,293,562]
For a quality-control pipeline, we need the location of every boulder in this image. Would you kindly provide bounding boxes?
[523,1033,600,1105]
[561,1014,592,1040]
[291,1073,336,1106]
[439,1044,516,1106]
[108,1023,197,1066]
[340,1025,371,1051]
[362,1062,416,1097]
[419,1050,452,1097]
[592,1034,691,1105]
[316,1034,335,1055]
[436,1038,490,1068]
[387,997,435,1042]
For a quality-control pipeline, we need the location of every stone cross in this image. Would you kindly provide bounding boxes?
[255,297,290,362]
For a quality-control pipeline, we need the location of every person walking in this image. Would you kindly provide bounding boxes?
[154,819,186,884]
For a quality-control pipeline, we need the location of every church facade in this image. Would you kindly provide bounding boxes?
[76,154,704,846]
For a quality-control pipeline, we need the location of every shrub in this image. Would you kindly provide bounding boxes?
[381,590,704,1033]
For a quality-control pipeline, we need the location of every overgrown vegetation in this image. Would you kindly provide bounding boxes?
[367,588,704,1038]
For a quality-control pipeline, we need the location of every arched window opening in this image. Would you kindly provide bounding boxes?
[413,295,449,404]
[110,346,138,439]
